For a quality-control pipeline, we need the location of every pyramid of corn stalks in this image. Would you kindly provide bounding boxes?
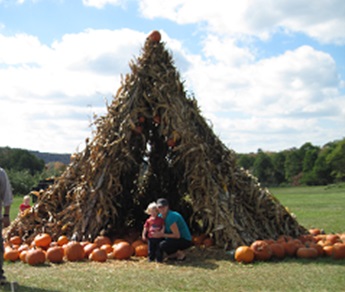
[5,31,307,249]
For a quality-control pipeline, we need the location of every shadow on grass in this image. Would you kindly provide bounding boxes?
[1,283,60,292]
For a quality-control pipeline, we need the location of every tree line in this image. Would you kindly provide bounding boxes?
[0,147,66,195]
[237,137,345,187]
[1,137,344,195]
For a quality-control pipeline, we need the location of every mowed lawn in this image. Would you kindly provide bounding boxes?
[3,184,345,292]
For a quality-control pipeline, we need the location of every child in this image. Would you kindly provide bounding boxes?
[142,202,165,262]
[19,195,31,213]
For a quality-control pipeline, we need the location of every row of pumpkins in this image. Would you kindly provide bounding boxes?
[3,233,214,266]
[234,229,345,264]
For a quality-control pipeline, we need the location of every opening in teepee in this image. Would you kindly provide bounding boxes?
[6,31,307,249]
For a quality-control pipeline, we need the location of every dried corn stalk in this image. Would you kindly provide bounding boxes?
[5,35,307,248]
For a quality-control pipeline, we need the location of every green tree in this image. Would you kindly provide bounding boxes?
[326,138,345,182]
[253,150,275,186]
[284,148,302,184]
[272,151,286,185]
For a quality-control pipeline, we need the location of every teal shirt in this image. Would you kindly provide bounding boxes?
[164,210,192,241]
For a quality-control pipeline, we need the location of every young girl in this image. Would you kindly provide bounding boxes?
[19,195,31,213]
[142,202,165,262]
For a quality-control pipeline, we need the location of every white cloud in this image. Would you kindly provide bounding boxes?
[0,28,145,153]
[82,0,125,9]
[139,0,345,44]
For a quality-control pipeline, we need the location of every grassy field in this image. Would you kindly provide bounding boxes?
[3,185,345,292]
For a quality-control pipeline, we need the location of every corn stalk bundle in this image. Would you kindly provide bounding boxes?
[5,35,307,248]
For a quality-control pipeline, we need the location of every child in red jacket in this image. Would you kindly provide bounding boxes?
[142,202,165,262]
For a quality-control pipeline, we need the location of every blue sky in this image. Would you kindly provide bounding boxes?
[0,0,344,154]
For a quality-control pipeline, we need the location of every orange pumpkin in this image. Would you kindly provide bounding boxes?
[148,30,161,42]
[46,246,64,263]
[250,240,272,261]
[332,243,345,259]
[135,244,148,257]
[94,236,111,247]
[26,249,46,266]
[100,244,113,254]
[90,248,107,262]
[270,243,285,259]
[192,234,206,246]
[113,242,133,260]
[4,247,19,262]
[309,228,321,236]
[296,246,318,259]
[203,238,214,248]
[326,234,340,245]
[234,246,254,264]
[34,233,52,249]
[9,236,22,246]
[323,245,334,256]
[132,239,145,249]
[65,241,85,262]
[19,250,28,263]
[84,243,98,258]
[57,235,69,246]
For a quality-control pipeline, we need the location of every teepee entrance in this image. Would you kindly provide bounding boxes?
[7,31,307,248]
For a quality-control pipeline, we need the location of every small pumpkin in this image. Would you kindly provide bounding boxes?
[148,30,161,42]
[34,233,52,249]
[84,243,98,258]
[332,243,345,259]
[90,248,107,262]
[132,239,145,249]
[94,236,111,247]
[296,246,318,259]
[9,236,22,246]
[65,241,85,262]
[234,246,254,264]
[203,238,214,248]
[26,249,46,266]
[135,244,149,257]
[250,240,272,261]
[326,234,340,245]
[100,244,113,254]
[323,245,334,256]
[113,242,133,260]
[57,235,69,246]
[4,247,19,262]
[270,243,285,259]
[19,250,28,263]
[46,246,64,263]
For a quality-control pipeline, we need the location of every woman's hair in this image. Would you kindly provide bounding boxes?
[145,202,158,214]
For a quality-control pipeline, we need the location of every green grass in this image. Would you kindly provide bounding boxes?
[3,185,345,291]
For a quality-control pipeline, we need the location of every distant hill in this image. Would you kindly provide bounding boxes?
[29,150,71,165]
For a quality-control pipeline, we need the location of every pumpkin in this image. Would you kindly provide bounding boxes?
[135,244,148,257]
[332,243,345,259]
[148,30,161,42]
[100,244,113,254]
[250,240,272,261]
[309,228,321,236]
[113,238,127,245]
[4,247,19,262]
[57,235,69,246]
[323,245,334,256]
[90,248,107,262]
[270,243,285,259]
[9,236,22,246]
[19,250,28,263]
[46,246,64,263]
[192,234,207,246]
[65,241,85,262]
[326,234,340,245]
[132,239,145,249]
[94,236,111,247]
[113,242,133,260]
[26,249,46,266]
[34,233,52,249]
[84,243,98,258]
[296,246,318,259]
[203,238,214,248]
[282,240,299,257]
[18,244,29,253]
[234,246,254,264]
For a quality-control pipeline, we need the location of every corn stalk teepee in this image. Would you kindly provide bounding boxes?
[6,31,307,249]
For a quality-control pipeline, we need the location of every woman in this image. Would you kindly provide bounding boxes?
[151,198,192,261]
